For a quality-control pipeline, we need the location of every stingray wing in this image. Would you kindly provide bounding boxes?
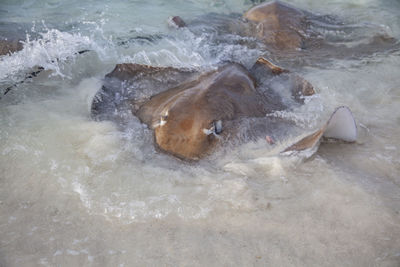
[282,106,357,155]
[250,57,315,111]
[91,63,196,122]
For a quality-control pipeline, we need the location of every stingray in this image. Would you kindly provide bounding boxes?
[168,0,399,66]
[91,58,357,160]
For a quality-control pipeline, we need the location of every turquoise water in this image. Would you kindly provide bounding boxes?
[1,0,400,266]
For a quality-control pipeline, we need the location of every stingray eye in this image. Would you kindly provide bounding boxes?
[160,110,169,124]
[214,120,222,134]
[156,111,168,127]
[202,120,222,138]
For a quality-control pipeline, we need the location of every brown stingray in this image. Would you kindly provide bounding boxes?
[243,1,308,50]
[91,58,359,160]
[91,59,311,159]
[244,1,398,54]
[92,58,314,160]
[171,1,398,64]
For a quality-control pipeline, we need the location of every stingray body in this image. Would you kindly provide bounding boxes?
[243,1,310,50]
[92,58,320,160]
[172,0,398,65]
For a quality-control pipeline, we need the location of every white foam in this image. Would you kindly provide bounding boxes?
[0,29,96,80]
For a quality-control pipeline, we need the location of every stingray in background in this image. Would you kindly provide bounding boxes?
[167,0,399,67]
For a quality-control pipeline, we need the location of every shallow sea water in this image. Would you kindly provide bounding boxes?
[1,0,400,266]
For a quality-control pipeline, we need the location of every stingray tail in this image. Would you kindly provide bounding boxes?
[282,106,357,155]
